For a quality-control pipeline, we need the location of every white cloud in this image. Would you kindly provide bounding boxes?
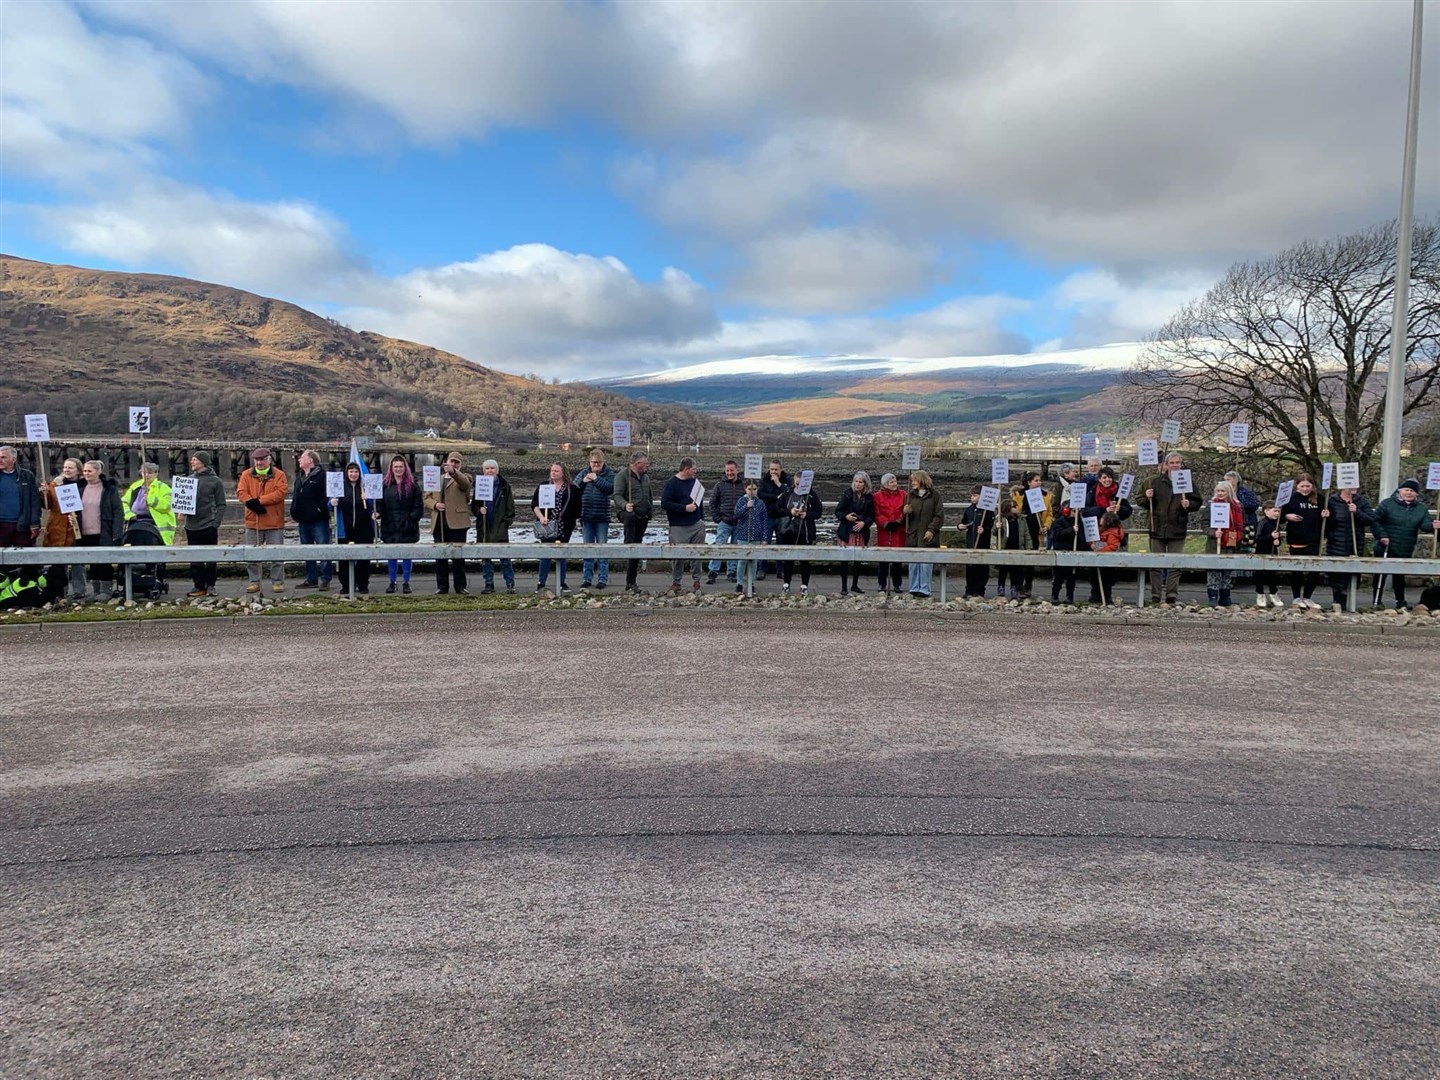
[731,227,942,313]
[1052,270,1215,345]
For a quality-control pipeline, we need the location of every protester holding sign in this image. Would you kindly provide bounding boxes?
[1324,487,1375,611]
[1007,473,1051,600]
[1203,480,1245,607]
[574,450,616,589]
[379,456,424,594]
[1090,510,1126,603]
[1079,467,1134,602]
[40,458,87,600]
[1371,479,1438,609]
[758,461,792,581]
[873,472,907,595]
[427,452,473,595]
[660,457,705,594]
[0,445,41,547]
[290,450,334,592]
[834,472,875,597]
[1251,504,1283,607]
[123,462,176,544]
[959,487,994,599]
[779,478,823,596]
[1225,471,1261,551]
[181,452,228,598]
[237,447,289,594]
[611,452,651,594]
[903,471,943,599]
[75,460,124,598]
[1278,474,1326,608]
[475,459,518,594]
[332,461,378,596]
[533,462,580,594]
[1142,452,1197,605]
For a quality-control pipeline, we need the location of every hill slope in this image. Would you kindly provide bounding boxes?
[0,255,757,445]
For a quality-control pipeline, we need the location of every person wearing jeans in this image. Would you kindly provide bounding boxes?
[706,460,745,583]
[474,459,517,593]
[572,450,615,589]
[290,450,333,590]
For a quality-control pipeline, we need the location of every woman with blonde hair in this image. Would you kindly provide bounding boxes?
[40,457,87,600]
[834,470,874,596]
[1205,479,1244,607]
[904,470,943,599]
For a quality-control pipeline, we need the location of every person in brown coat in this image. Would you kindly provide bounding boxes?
[40,457,87,600]
[425,451,472,594]
[236,447,289,593]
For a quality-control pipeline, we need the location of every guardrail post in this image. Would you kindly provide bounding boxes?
[1136,570,1145,608]
[939,565,947,603]
[1348,574,1359,613]
[348,559,356,597]
[124,564,133,604]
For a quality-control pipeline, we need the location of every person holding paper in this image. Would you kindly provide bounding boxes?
[706,460,746,585]
[1142,452,1196,605]
[959,487,994,599]
[291,450,334,592]
[427,452,473,595]
[1253,504,1283,608]
[903,471,943,599]
[1053,464,1082,526]
[1224,470,1261,551]
[1371,479,1438,610]
[612,452,652,594]
[1081,467,1133,602]
[1090,510,1126,603]
[236,447,288,594]
[873,472,907,595]
[122,462,176,545]
[779,478,823,596]
[333,462,378,596]
[732,478,770,594]
[380,456,424,594]
[40,458,87,600]
[532,462,580,594]
[661,457,706,594]
[475,459,518,594]
[573,450,616,590]
[834,471,875,596]
[182,452,228,599]
[1280,474,1324,609]
[758,460,792,581]
[0,445,41,547]
[1008,473,1050,600]
[1203,480,1245,607]
[1324,486,1375,611]
[75,460,124,598]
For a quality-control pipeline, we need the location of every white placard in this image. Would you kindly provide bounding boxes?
[611,420,631,447]
[690,479,705,505]
[1227,422,1250,448]
[24,414,50,442]
[1137,440,1159,467]
[128,406,151,434]
[1082,515,1101,544]
[1209,502,1231,530]
[537,483,556,510]
[170,476,198,515]
[743,453,763,479]
[902,444,922,470]
[1116,473,1135,501]
[361,473,383,501]
[1024,487,1047,515]
[1170,469,1193,495]
[1068,482,1087,510]
[421,465,442,492]
[1160,419,1181,444]
[794,470,814,497]
[473,475,495,502]
[326,471,345,498]
[1078,432,1098,456]
[990,458,1009,485]
[977,486,1001,512]
[1335,462,1360,489]
[1275,480,1296,508]
[55,482,83,514]
[1427,462,1440,490]
[1320,462,1334,490]
[1097,436,1118,461]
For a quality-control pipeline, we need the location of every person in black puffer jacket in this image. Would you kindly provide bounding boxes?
[1324,488,1375,611]
[381,456,424,593]
[833,471,875,596]
[1280,474,1324,608]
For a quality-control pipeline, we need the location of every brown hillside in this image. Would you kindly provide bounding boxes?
[0,255,759,445]
[732,398,923,424]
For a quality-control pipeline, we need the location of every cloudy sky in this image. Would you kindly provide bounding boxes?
[2,0,1436,378]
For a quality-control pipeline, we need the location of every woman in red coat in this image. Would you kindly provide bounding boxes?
[873,472,907,594]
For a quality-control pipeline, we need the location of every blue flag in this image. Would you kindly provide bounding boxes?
[336,438,373,540]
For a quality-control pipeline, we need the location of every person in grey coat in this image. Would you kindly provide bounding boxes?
[184,451,229,597]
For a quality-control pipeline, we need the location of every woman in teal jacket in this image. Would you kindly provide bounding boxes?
[1371,479,1438,609]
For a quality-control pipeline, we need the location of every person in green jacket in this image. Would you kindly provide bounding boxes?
[1371,479,1439,609]
[122,462,176,544]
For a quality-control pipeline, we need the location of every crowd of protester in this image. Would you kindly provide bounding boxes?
[3,444,1437,611]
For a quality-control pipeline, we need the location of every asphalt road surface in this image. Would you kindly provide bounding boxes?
[3,612,1437,1079]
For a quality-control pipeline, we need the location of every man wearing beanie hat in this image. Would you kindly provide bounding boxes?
[182,451,229,597]
[236,447,289,593]
[1371,478,1439,609]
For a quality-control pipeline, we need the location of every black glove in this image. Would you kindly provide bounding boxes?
[244,498,264,514]
[884,520,901,532]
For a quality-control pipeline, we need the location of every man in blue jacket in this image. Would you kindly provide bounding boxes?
[662,457,705,593]
[0,446,41,547]
[574,449,615,589]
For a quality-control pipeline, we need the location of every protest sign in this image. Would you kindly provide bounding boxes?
[1321,462,1334,489]
[1160,419,1181,444]
[1228,422,1250,448]
[170,476,198,516]
[537,483,556,509]
[1069,482,1087,510]
[1078,433,1098,457]
[473,475,495,502]
[1170,468,1193,495]
[1098,436,1117,460]
[128,406,151,434]
[422,465,442,492]
[1137,439,1159,467]
[611,420,631,447]
[1275,479,1295,508]
[361,474,383,501]
[690,479,705,504]
[990,458,1009,485]
[1335,462,1360,489]
[1117,473,1135,501]
[55,482,83,514]
[326,472,345,498]
[794,470,815,496]
[743,453,763,479]
[1024,486,1047,515]
[24,414,49,442]
[902,445,922,470]
[977,486,1000,512]
[1082,515,1101,544]
[1427,462,1440,490]
[1209,502,1231,530]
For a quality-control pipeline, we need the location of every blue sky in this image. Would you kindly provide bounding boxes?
[2,0,1435,378]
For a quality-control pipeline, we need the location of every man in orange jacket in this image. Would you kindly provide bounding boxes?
[236,447,289,594]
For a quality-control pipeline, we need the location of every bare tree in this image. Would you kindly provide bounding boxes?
[1124,219,1440,479]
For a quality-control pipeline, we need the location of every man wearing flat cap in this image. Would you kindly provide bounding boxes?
[236,447,289,594]
[426,451,473,594]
